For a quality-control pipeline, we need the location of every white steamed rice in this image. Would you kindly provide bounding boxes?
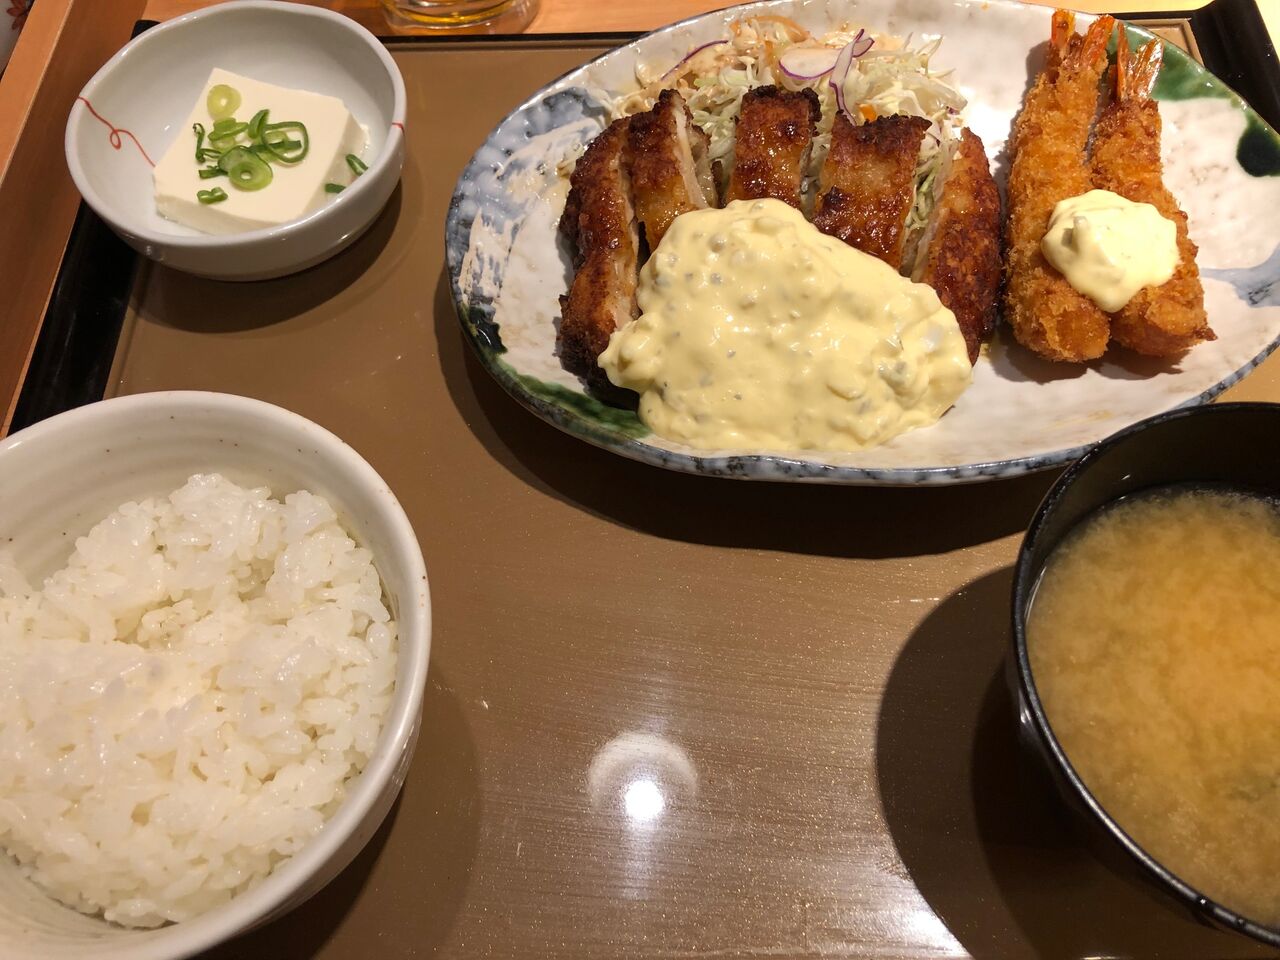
[0,474,397,928]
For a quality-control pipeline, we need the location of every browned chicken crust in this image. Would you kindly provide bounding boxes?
[1003,12,1114,362]
[1091,36,1213,356]
[628,89,716,250]
[814,113,930,269]
[557,118,640,377]
[724,85,820,210]
[914,129,1002,363]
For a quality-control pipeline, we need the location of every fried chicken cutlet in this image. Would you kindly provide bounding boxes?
[724,85,820,210]
[814,113,930,270]
[628,89,716,249]
[913,128,1003,363]
[558,118,640,378]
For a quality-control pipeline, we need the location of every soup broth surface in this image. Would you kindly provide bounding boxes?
[1029,487,1280,925]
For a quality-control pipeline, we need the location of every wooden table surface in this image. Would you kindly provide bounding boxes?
[0,4,1278,960]
[137,0,1280,36]
[138,0,1280,35]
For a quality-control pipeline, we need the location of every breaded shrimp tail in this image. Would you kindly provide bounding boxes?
[1003,12,1115,362]
[1091,33,1214,356]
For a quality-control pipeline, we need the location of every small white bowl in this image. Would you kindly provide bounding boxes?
[0,392,431,959]
[65,2,405,281]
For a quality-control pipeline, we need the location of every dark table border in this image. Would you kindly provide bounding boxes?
[11,0,1278,433]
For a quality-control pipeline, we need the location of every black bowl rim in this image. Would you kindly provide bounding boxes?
[1011,400,1280,947]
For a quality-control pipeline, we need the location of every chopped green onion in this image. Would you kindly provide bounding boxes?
[247,109,269,141]
[346,154,367,176]
[208,124,248,152]
[217,146,273,191]
[251,139,301,160]
[261,121,309,163]
[206,84,241,120]
[324,183,345,193]
[190,101,315,194]
[197,187,228,204]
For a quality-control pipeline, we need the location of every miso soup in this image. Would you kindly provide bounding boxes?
[1029,487,1280,924]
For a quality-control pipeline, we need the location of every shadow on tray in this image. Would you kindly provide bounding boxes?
[874,566,1271,959]
[200,669,480,959]
[431,269,1057,560]
[143,187,404,335]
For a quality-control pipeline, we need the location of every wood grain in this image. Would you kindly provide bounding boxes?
[0,0,145,432]
[138,0,1218,35]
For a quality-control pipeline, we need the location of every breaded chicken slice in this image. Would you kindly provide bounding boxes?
[724,85,820,210]
[628,89,716,250]
[813,113,930,270]
[913,129,1003,363]
[558,118,640,378]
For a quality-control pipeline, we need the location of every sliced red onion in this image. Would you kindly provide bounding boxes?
[828,31,876,119]
[777,45,841,81]
[849,32,875,57]
[829,43,853,116]
[661,40,729,81]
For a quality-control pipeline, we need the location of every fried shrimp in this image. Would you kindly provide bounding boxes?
[1090,34,1214,356]
[1003,12,1114,362]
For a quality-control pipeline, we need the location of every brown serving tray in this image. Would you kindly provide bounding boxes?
[12,18,1280,960]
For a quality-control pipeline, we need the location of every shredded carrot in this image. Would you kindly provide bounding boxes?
[747,14,810,42]
[859,103,877,122]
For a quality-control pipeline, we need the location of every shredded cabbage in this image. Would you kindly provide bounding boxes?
[606,17,968,270]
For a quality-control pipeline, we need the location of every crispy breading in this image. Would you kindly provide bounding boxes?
[628,89,716,249]
[724,85,820,210]
[913,129,1002,363]
[1091,34,1214,356]
[813,113,930,269]
[1003,12,1115,362]
[558,118,640,377]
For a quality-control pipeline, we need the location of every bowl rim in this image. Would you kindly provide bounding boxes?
[1011,400,1280,947]
[0,391,431,958]
[64,1,406,250]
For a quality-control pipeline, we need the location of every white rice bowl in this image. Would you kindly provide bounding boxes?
[0,474,397,929]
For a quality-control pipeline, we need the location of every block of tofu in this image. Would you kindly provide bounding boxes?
[154,68,368,235]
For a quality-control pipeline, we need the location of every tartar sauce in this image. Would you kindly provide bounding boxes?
[1040,189,1179,312]
[597,199,972,452]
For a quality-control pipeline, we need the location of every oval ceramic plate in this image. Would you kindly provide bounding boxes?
[446,0,1280,485]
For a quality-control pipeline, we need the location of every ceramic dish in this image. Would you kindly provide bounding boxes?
[1010,402,1280,948]
[65,1,406,281]
[445,0,1280,485]
[0,392,431,960]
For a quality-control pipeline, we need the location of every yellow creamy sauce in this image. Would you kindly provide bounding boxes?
[1029,489,1280,925]
[1040,189,1179,312]
[598,199,972,452]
